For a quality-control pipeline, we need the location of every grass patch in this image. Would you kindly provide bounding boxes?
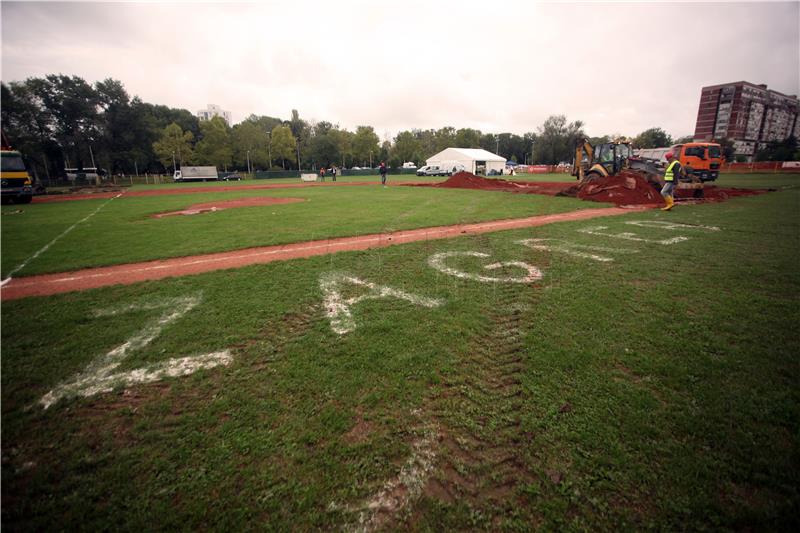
[2,185,593,277]
[2,174,798,530]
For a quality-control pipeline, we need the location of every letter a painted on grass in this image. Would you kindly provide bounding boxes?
[319,272,444,335]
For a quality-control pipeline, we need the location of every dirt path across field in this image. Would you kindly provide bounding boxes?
[1,206,645,300]
[34,181,389,203]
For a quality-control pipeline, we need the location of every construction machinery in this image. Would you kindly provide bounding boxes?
[570,138,704,196]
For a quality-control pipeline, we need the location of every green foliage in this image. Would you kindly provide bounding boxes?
[533,115,585,164]
[270,125,297,169]
[391,131,422,167]
[352,126,380,167]
[231,121,269,170]
[152,123,195,169]
[633,127,673,149]
[454,128,481,148]
[194,117,232,169]
[716,137,737,161]
[755,136,798,162]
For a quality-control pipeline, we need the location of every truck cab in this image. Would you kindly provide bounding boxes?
[672,143,722,182]
[1,149,34,204]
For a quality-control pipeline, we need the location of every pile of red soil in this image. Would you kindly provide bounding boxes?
[419,172,569,195]
[152,197,303,218]
[412,170,772,207]
[558,170,665,207]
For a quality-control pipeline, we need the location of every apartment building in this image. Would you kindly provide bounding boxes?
[694,81,800,160]
[196,104,232,126]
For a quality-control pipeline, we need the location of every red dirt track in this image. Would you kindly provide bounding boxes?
[1,206,644,300]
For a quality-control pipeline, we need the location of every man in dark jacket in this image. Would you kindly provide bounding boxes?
[379,161,387,187]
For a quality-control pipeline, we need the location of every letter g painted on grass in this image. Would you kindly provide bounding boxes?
[427,251,542,283]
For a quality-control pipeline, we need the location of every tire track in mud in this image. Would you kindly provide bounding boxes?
[420,236,544,522]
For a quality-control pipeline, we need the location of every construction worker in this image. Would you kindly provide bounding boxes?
[661,152,682,211]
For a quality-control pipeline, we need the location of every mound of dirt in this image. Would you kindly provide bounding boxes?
[412,170,772,207]
[558,170,664,207]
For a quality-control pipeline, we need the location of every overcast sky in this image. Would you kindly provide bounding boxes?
[2,0,798,139]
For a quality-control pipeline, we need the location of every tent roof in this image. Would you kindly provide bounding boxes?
[429,147,506,162]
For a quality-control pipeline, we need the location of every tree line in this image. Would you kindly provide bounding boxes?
[1,74,705,179]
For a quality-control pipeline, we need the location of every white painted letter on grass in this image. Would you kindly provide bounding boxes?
[320,273,444,335]
[427,251,542,283]
[516,238,639,263]
[39,294,233,409]
[577,225,689,245]
[624,220,720,231]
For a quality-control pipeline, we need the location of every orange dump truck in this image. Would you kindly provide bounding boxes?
[636,142,723,182]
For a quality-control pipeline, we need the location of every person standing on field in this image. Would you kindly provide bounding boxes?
[661,152,682,211]
[379,161,387,187]
[319,166,326,182]
[331,166,337,182]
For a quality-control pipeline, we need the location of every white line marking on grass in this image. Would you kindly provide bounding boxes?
[39,293,232,409]
[577,225,689,245]
[428,251,542,283]
[320,273,444,335]
[346,423,439,533]
[516,238,640,263]
[1,193,122,285]
[624,220,720,231]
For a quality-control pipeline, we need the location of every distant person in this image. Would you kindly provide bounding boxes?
[379,161,387,187]
[661,152,683,211]
[319,167,326,182]
[331,166,337,182]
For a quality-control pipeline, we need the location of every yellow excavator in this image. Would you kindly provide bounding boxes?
[570,138,703,195]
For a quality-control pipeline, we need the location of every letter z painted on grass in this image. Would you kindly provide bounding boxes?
[39,293,232,409]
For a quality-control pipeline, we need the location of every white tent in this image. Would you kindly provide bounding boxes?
[426,148,506,175]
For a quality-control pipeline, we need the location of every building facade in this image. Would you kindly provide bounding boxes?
[694,81,800,161]
[196,104,232,126]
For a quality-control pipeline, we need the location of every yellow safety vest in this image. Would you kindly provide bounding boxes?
[664,160,679,182]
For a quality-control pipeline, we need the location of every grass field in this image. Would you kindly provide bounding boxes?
[2,173,799,531]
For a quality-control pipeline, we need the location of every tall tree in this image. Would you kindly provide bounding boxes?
[194,116,232,169]
[454,128,481,148]
[352,126,380,167]
[231,121,269,170]
[270,125,297,169]
[633,127,672,149]
[391,131,422,166]
[533,115,585,164]
[152,122,195,170]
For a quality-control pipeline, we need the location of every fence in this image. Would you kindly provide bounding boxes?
[720,161,800,173]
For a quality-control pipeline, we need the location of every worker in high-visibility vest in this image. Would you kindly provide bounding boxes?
[661,152,682,211]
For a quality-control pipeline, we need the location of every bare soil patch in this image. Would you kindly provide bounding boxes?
[413,171,771,207]
[151,197,304,218]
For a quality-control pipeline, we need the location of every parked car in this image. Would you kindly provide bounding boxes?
[221,173,241,181]
[416,165,446,176]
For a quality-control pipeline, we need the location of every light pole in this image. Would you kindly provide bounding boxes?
[266,132,272,170]
[172,151,176,175]
[369,150,373,168]
[247,150,251,176]
[296,140,301,171]
[496,136,499,156]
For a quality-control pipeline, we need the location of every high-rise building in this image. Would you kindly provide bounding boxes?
[694,81,800,161]
[197,104,232,126]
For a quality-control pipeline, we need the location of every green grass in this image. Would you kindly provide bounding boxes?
[2,184,593,277]
[1,173,798,531]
